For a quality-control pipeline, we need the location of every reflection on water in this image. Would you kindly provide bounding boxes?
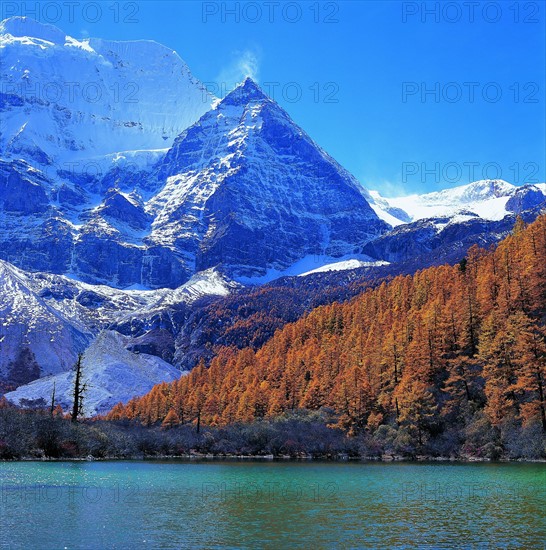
[0,461,544,548]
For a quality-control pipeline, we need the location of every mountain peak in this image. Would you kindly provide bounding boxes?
[0,16,66,44]
[465,179,515,197]
[221,77,268,107]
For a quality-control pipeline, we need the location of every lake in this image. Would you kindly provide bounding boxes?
[0,461,544,549]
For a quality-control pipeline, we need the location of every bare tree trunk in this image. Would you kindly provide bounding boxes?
[71,354,84,422]
[50,381,56,417]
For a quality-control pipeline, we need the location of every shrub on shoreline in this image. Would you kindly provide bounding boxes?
[1,405,544,461]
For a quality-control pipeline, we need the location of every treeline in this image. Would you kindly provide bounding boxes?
[0,403,543,460]
[106,216,546,458]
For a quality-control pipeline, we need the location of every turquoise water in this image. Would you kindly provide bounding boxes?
[0,461,544,549]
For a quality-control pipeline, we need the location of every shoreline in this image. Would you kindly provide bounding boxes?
[3,454,546,463]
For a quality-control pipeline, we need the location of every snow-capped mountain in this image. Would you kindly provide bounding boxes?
[146,77,389,281]
[0,25,389,289]
[0,16,218,289]
[362,180,546,266]
[369,180,546,226]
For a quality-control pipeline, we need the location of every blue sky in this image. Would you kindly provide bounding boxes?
[7,0,545,195]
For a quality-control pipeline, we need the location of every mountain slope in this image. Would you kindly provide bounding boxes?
[109,216,546,455]
[362,205,546,265]
[5,331,181,415]
[0,259,236,389]
[0,260,90,384]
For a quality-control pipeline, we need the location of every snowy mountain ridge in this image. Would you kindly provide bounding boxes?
[368,179,546,226]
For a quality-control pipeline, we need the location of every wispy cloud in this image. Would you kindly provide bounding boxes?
[215,48,261,96]
[372,180,415,198]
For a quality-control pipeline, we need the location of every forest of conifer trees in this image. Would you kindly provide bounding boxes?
[104,216,546,459]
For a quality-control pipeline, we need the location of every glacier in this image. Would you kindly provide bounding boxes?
[0,16,214,166]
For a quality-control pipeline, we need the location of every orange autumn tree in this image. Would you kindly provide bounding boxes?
[161,409,181,429]
[108,215,546,440]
